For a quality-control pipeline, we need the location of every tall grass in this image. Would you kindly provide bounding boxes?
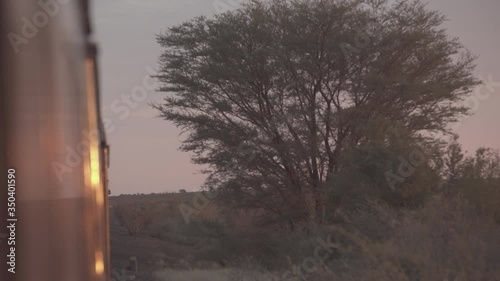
[323,195,500,281]
[155,193,500,281]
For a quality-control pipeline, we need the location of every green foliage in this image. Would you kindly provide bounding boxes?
[440,141,500,222]
[328,123,441,215]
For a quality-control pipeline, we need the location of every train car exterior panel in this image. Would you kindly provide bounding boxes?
[1,1,110,281]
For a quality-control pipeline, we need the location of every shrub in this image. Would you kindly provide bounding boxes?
[323,194,500,281]
[114,202,163,236]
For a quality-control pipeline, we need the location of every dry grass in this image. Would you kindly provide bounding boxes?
[322,195,500,281]
[146,192,500,281]
[154,268,276,281]
[114,184,500,281]
[154,269,231,281]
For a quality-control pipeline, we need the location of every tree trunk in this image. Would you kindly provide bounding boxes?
[304,185,318,225]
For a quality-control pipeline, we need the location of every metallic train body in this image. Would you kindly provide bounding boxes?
[1,1,110,281]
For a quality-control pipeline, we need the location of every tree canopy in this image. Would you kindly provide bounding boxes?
[154,0,480,226]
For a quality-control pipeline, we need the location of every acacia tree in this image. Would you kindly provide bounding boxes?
[154,0,479,226]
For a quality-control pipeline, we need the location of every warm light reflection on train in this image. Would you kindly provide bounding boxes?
[1,1,111,281]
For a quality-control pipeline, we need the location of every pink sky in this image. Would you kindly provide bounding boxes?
[93,0,499,195]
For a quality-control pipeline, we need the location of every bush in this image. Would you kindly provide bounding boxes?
[323,194,500,281]
[114,201,163,236]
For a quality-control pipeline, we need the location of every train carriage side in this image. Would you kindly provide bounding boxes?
[1,1,111,281]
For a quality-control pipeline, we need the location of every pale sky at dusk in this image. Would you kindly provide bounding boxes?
[92,0,499,195]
